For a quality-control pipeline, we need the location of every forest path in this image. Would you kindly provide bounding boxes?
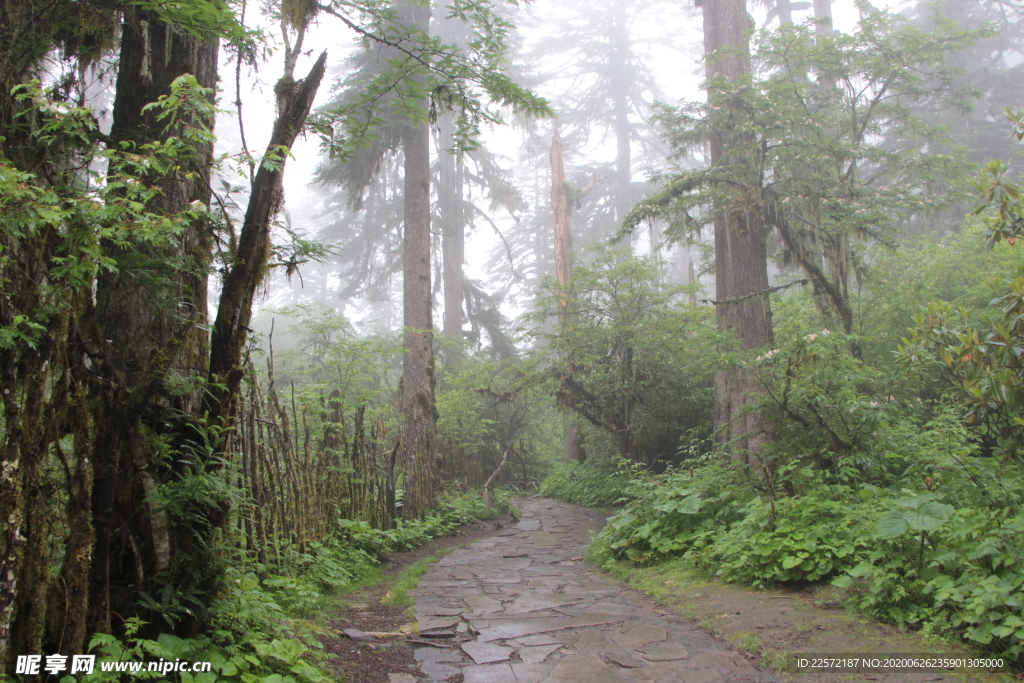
[405,497,779,683]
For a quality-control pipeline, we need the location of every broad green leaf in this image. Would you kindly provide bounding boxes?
[904,501,954,531]
[877,511,909,539]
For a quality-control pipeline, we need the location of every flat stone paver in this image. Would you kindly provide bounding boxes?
[408,498,779,682]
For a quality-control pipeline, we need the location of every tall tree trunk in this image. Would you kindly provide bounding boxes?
[703,0,775,468]
[813,0,833,35]
[89,7,219,633]
[551,128,582,465]
[612,8,632,249]
[775,0,794,25]
[439,115,465,338]
[399,0,438,520]
[401,116,439,518]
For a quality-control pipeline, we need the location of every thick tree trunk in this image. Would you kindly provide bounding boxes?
[550,128,582,465]
[99,6,218,397]
[89,7,219,633]
[703,0,775,467]
[393,0,439,522]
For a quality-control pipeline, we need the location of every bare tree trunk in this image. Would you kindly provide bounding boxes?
[439,115,465,338]
[613,21,632,251]
[703,0,775,467]
[813,0,833,35]
[401,114,439,518]
[207,52,328,431]
[397,0,439,519]
[550,128,582,465]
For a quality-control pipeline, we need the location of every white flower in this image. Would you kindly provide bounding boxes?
[189,200,207,212]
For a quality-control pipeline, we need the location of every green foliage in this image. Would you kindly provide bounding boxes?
[1,77,221,349]
[902,271,1024,466]
[540,457,636,509]
[747,327,903,477]
[974,109,1024,246]
[599,441,1024,660]
[707,494,873,588]
[592,459,750,566]
[82,614,331,683]
[835,500,1024,661]
[533,249,720,467]
[629,9,984,334]
[876,493,954,540]
[435,342,558,490]
[313,0,551,160]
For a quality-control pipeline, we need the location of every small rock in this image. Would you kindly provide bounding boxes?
[387,674,417,682]
[342,628,372,642]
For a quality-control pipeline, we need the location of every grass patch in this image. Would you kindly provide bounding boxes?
[733,632,789,671]
[382,544,464,609]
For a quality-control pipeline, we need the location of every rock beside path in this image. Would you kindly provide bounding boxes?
[409,498,778,683]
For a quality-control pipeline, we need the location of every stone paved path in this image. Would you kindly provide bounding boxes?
[406,498,780,683]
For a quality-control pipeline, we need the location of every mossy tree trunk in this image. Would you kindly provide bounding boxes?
[702,0,775,467]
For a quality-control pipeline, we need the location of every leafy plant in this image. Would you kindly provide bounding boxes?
[876,493,954,574]
[540,457,638,509]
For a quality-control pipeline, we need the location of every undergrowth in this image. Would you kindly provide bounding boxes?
[79,489,514,682]
[588,449,1024,665]
[539,457,636,508]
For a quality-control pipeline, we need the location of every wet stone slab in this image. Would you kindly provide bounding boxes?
[410,497,780,683]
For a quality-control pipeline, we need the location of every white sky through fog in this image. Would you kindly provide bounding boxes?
[218,0,910,325]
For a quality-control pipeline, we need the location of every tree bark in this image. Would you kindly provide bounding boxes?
[611,6,632,250]
[89,6,219,633]
[703,0,775,467]
[401,115,439,518]
[397,0,438,520]
[551,128,582,465]
[207,52,328,429]
[439,115,465,338]
[99,6,218,398]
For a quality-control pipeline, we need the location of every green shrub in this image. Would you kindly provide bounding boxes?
[540,457,636,508]
[592,460,753,565]
[836,504,1024,661]
[706,494,874,587]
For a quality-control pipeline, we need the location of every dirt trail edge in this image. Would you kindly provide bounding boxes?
[407,497,779,683]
